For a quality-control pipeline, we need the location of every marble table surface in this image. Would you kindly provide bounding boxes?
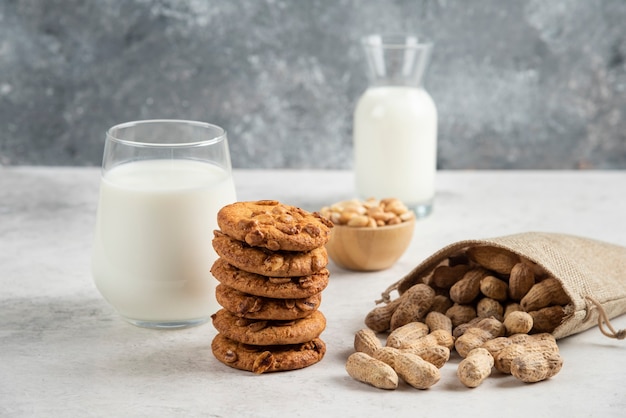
[1,167,625,418]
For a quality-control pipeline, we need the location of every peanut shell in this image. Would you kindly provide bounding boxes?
[389,284,435,330]
[394,352,441,390]
[520,278,570,312]
[466,245,520,274]
[450,268,490,304]
[345,352,399,390]
[354,328,383,356]
[457,348,494,388]
[508,262,535,301]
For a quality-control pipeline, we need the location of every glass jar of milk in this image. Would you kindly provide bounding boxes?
[92,120,237,329]
[354,34,437,218]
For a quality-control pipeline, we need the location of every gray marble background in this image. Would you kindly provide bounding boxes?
[0,0,624,169]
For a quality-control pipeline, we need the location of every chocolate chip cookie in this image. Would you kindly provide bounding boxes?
[216,200,333,252]
[211,333,326,373]
[215,284,322,320]
[212,230,328,277]
[211,309,326,346]
[210,258,329,299]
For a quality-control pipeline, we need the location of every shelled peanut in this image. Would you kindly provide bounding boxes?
[346,245,570,390]
[320,198,414,228]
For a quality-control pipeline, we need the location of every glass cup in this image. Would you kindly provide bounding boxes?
[91,120,237,329]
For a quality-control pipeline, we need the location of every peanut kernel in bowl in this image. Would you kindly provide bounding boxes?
[320,198,415,271]
[320,198,414,228]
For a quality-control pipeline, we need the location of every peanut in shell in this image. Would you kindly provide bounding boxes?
[511,351,564,383]
[345,352,399,390]
[386,321,430,348]
[529,305,566,333]
[365,298,401,332]
[479,275,509,301]
[520,278,570,312]
[389,284,435,330]
[466,245,521,275]
[354,328,383,356]
[457,348,494,388]
[449,268,490,304]
[508,262,535,301]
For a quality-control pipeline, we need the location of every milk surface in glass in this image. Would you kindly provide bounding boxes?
[92,159,236,323]
[354,85,437,208]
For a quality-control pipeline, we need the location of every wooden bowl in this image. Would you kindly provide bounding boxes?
[325,219,415,271]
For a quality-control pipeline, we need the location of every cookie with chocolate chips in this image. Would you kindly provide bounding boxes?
[212,230,328,277]
[210,258,329,299]
[211,333,326,373]
[215,284,322,320]
[216,200,333,252]
[211,309,326,346]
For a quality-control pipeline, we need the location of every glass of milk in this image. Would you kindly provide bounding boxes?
[354,34,437,218]
[91,120,237,329]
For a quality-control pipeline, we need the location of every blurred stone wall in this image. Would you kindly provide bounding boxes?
[0,0,624,169]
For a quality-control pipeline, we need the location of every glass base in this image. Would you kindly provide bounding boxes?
[409,201,433,219]
[123,316,210,330]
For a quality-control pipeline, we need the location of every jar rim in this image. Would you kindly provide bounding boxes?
[361,34,433,50]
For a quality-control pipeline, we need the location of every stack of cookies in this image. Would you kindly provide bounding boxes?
[210,200,333,374]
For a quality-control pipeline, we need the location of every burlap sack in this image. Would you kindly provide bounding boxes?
[381,232,626,340]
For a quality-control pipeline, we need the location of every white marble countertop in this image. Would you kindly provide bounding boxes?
[1,167,625,418]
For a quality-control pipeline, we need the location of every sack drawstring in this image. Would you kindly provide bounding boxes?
[375,281,400,304]
[585,296,626,340]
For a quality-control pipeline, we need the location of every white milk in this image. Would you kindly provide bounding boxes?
[91,159,236,324]
[354,86,437,210]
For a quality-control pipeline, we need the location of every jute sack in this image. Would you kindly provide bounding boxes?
[379,232,626,340]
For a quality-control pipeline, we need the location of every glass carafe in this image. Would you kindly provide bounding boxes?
[353,34,437,218]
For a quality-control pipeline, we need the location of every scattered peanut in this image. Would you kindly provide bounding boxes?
[452,317,483,338]
[457,348,494,388]
[511,351,564,383]
[394,352,441,390]
[503,311,534,335]
[455,328,497,358]
[480,336,512,358]
[446,304,477,328]
[386,321,429,348]
[354,328,383,356]
[372,346,402,368]
[401,331,452,352]
[389,284,435,330]
[345,352,399,390]
[473,317,506,337]
[364,298,401,332]
[424,311,453,334]
[404,344,450,369]
[429,329,456,351]
[494,334,559,374]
